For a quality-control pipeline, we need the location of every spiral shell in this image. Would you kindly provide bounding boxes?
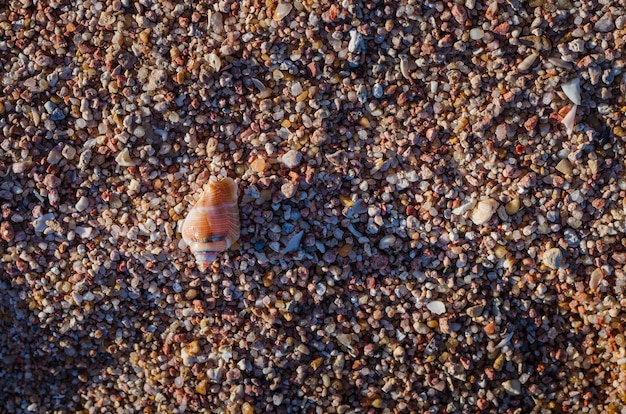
[182,177,240,271]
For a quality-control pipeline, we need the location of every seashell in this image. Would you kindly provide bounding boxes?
[399,55,411,81]
[115,148,136,167]
[182,177,240,271]
[561,77,581,105]
[561,105,577,135]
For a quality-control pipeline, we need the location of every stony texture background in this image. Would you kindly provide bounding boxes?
[1,0,626,412]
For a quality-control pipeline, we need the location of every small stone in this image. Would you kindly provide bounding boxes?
[75,226,94,238]
[33,213,55,233]
[195,380,207,395]
[561,78,581,106]
[75,196,89,212]
[251,158,266,173]
[281,150,302,169]
[594,13,615,33]
[281,231,304,254]
[43,101,57,114]
[50,108,65,121]
[290,81,303,97]
[47,149,63,164]
[469,28,484,40]
[12,162,26,174]
[273,3,292,20]
[1,221,14,242]
[564,228,580,247]
[470,199,499,225]
[543,247,564,270]
[43,174,61,188]
[466,305,484,318]
[281,182,297,198]
[505,198,521,215]
[589,268,604,290]
[338,244,352,257]
[555,159,573,175]
[427,300,446,315]
[451,3,467,24]
[517,53,538,72]
[378,235,396,249]
[502,379,522,396]
[372,83,383,98]
[241,402,254,414]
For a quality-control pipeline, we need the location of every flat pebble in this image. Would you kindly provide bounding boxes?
[543,247,564,270]
[427,301,446,315]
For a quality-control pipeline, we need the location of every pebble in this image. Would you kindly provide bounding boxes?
[555,159,573,176]
[543,247,564,270]
[502,379,522,396]
[594,13,615,32]
[378,235,396,249]
[75,196,89,212]
[251,158,266,173]
[1,221,14,242]
[469,28,484,40]
[518,53,538,72]
[504,198,521,215]
[589,268,604,290]
[281,150,302,169]
[427,301,446,315]
[281,231,304,254]
[47,148,63,165]
[280,182,297,198]
[563,228,580,247]
[470,199,499,225]
[2,1,624,412]
[32,213,55,233]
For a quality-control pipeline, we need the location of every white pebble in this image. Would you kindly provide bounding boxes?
[75,196,89,212]
[469,28,484,40]
[281,150,302,169]
[470,199,499,225]
[561,77,581,105]
[543,247,564,270]
[427,301,446,315]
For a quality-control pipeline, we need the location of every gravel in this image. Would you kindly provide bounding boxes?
[1,0,626,412]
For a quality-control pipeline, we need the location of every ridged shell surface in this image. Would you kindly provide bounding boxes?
[182,177,240,271]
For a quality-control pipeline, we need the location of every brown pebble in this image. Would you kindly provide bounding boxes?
[251,158,266,173]
[1,221,14,242]
[484,321,496,335]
